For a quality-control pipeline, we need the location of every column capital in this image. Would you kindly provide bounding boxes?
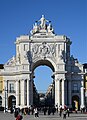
[15,79,20,82]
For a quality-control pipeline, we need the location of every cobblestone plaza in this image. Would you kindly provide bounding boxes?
[0,112,87,120]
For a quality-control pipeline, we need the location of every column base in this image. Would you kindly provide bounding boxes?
[80,105,85,109]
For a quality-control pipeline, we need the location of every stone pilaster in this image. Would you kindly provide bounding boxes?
[27,79,29,106]
[55,76,60,107]
[16,80,19,107]
[21,79,25,107]
[62,79,65,108]
[80,80,85,108]
[68,80,72,107]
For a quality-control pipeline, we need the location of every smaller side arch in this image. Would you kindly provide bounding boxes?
[8,95,16,109]
[72,95,80,111]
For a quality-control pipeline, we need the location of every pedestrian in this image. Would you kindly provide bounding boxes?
[16,113,23,120]
[67,108,70,117]
[63,109,67,119]
[52,106,56,115]
[34,107,39,117]
[48,107,51,115]
[59,107,62,117]
[14,108,19,118]
[43,107,47,115]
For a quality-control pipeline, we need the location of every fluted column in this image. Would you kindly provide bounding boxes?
[62,79,65,108]
[16,80,19,107]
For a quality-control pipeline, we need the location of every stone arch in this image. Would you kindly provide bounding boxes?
[8,95,16,109]
[32,59,55,72]
[72,95,80,110]
[0,96,2,106]
[31,59,56,107]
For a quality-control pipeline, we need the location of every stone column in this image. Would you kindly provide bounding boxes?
[80,80,85,108]
[29,80,33,105]
[55,77,60,107]
[16,80,19,107]
[27,79,29,106]
[62,79,65,108]
[68,80,72,107]
[21,79,25,107]
[4,80,8,110]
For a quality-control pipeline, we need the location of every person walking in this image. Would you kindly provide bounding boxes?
[34,107,39,118]
[16,112,23,120]
[67,108,70,117]
[63,109,67,119]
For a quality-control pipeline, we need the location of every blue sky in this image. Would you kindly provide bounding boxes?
[0,0,87,92]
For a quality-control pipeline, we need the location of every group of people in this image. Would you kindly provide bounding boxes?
[14,107,39,120]
[58,107,70,119]
[13,106,70,119]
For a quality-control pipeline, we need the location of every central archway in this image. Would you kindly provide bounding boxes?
[32,59,55,107]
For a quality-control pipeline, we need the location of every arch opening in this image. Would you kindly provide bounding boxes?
[32,60,55,107]
[72,95,80,111]
[8,95,16,109]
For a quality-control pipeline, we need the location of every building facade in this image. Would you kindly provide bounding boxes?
[0,15,85,110]
[83,64,87,108]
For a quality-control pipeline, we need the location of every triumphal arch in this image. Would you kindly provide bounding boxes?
[0,15,85,110]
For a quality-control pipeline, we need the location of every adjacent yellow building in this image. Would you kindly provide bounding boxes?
[83,64,87,109]
[0,64,4,107]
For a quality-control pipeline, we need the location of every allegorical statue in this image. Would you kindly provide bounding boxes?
[38,15,49,29]
[30,15,55,35]
[47,23,54,33]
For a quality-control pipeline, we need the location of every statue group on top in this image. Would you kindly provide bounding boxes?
[30,15,54,35]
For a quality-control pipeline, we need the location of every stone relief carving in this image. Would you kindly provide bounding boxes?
[38,42,50,56]
[31,42,57,59]
[32,44,39,54]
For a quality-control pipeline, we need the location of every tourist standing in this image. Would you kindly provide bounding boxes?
[34,107,39,117]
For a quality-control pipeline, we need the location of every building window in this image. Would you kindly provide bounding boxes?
[17,46,19,52]
[24,44,28,51]
[72,83,79,93]
[9,83,15,93]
